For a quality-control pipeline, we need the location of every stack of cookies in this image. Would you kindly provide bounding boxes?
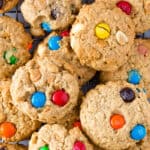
[0,0,150,150]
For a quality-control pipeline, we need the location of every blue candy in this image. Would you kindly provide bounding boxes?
[41,22,51,32]
[48,36,62,50]
[31,91,46,108]
[128,69,141,85]
[130,124,146,141]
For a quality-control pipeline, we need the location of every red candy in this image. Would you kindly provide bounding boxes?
[73,121,82,130]
[116,1,132,15]
[51,89,69,106]
[60,30,70,37]
[73,141,86,150]
[27,42,33,51]
[137,44,148,56]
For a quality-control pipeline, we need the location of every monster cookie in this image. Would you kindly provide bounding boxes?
[0,0,18,13]
[80,81,150,150]
[0,144,27,150]
[100,39,150,100]
[10,57,79,123]
[100,0,150,33]
[0,79,41,142]
[34,31,96,86]
[0,16,32,79]
[71,2,135,71]
[21,0,83,36]
[29,124,94,150]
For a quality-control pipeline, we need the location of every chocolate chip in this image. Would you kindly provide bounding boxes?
[120,87,135,103]
[81,0,95,4]
[0,147,6,150]
[51,8,59,20]
[0,0,3,9]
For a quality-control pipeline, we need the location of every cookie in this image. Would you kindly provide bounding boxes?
[0,0,18,13]
[29,124,94,150]
[0,144,27,150]
[10,57,79,123]
[0,16,32,79]
[21,0,82,36]
[100,0,150,33]
[34,31,96,86]
[80,81,150,150]
[100,39,150,100]
[71,2,135,71]
[0,79,41,142]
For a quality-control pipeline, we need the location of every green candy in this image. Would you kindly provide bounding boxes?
[10,55,18,64]
[39,145,49,150]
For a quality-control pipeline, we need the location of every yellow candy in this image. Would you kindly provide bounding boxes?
[95,23,111,39]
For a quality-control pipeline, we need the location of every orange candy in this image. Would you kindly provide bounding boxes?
[110,114,125,130]
[0,122,16,138]
[27,42,32,51]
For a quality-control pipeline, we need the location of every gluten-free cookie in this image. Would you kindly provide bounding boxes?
[80,81,150,150]
[29,124,94,150]
[0,0,18,13]
[71,2,135,71]
[21,0,83,36]
[0,79,41,142]
[100,39,150,100]
[10,57,79,124]
[100,0,150,33]
[0,144,27,150]
[0,16,32,79]
[34,31,96,86]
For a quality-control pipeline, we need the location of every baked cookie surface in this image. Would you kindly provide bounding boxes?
[0,0,18,13]
[71,2,135,71]
[0,144,27,150]
[21,0,82,36]
[80,81,150,150]
[100,0,150,33]
[0,16,32,79]
[29,124,94,150]
[100,39,150,99]
[10,57,79,123]
[0,79,41,142]
[34,31,96,86]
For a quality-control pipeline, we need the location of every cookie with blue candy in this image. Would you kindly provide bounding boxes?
[80,81,150,150]
[34,31,96,86]
[100,39,150,101]
[10,56,79,124]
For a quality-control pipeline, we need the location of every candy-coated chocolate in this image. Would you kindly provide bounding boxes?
[41,22,51,32]
[27,43,33,51]
[73,121,82,130]
[73,141,86,150]
[95,23,110,39]
[0,122,16,138]
[110,114,125,130]
[39,145,49,150]
[130,124,146,140]
[128,69,141,85]
[51,90,69,106]
[116,1,132,15]
[48,36,62,50]
[31,91,46,108]
[60,30,70,37]
[120,87,135,103]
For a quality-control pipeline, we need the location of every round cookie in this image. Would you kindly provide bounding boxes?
[71,2,135,71]
[21,0,83,36]
[100,39,150,100]
[0,16,32,79]
[80,81,150,150]
[0,79,41,142]
[99,0,150,33]
[29,124,94,150]
[0,0,18,13]
[0,144,27,150]
[10,57,79,123]
[34,31,96,86]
